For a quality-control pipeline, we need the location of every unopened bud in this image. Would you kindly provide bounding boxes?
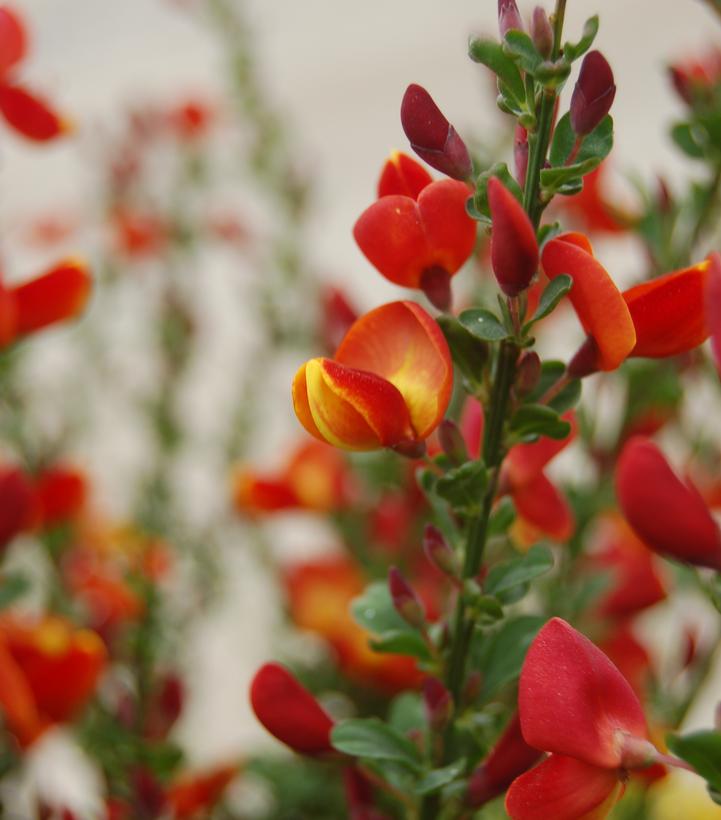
[388,567,426,628]
[438,420,468,466]
[463,670,483,705]
[515,351,541,397]
[567,336,600,379]
[531,7,553,58]
[423,524,460,577]
[656,176,673,215]
[570,50,616,136]
[423,677,452,732]
[488,176,539,297]
[401,84,472,181]
[498,0,524,38]
[513,125,528,188]
[420,265,452,312]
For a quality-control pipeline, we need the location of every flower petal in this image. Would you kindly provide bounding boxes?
[0,7,26,76]
[0,81,69,141]
[505,411,578,487]
[417,179,476,275]
[624,261,710,358]
[519,617,648,769]
[541,234,635,370]
[12,258,91,337]
[335,301,452,439]
[249,662,334,755]
[488,176,539,297]
[512,471,574,544]
[616,437,721,570]
[706,253,721,376]
[506,754,622,820]
[377,151,432,199]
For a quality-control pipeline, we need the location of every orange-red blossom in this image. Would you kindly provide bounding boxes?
[293,301,452,453]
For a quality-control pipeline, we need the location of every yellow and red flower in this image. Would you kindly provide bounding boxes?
[293,301,452,453]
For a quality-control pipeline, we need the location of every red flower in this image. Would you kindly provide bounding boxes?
[166,764,239,818]
[353,181,476,309]
[488,177,539,297]
[293,301,453,452]
[377,151,432,199]
[559,162,629,235]
[616,437,721,570]
[507,618,657,820]
[707,252,721,377]
[250,663,334,755]
[0,7,69,141]
[669,46,721,105]
[34,465,87,527]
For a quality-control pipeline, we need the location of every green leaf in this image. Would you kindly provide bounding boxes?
[549,112,576,167]
[437,316,488,390]
[468,38,525,104]
[526,274,573,326]
[524,361,582,414]
[666,731,721,793]
[351,582,410,636]
[510,403,572,440]
[472,162,523,220]
[549,377,582,414]
[465,593,504,622]
[477,615,545,698]
[541,160,596,193]
[485,544,554,595]
[331,719,423,771]
[0,574,30,610]
[459,309,509,342]
[388,692,425,734]
[549,113,613,169]
[576,115,613,165]
[670,122,706,159]
[534,59,572,90]
[563,15,599,62]
[414,759,467,795]
[435,461,488,515]
[537,222,562,248]
[488,496,516,537]
[502,31,542,74]
[370,630,431,661]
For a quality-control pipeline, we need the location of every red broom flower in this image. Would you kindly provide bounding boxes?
[616,437,721,570]
[250,663,334,755]
[570,51,616,136]
[377,151,432,199]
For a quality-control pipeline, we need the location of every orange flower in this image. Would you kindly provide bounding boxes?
[354,179,475,309]
[0,615,106,747]
[166,764,239,818]
[541,233,636,372]
[0,7,69,141]
[559,163,629,235]
[233,439,352,515]
[293,301,452,453]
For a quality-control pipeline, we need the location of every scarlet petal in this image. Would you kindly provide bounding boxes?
[506,754,622,820]
[335,301,452,440]
[0,636,44,747]
[0,82,68,141]
[624,261,710,357]
[250,663,334,755]
[488,176,539,297]
[417,180,476,275]
[34,466,86,527]
[541,235,635,370]
[512,472,574,543]
[12,259,91,337]
[0,7,26,75]
[377,151,432,199]
[708,253,721,376]
[166,765,238,819]
[519,618,648,769]
[616,437,721,570]
[232,472,299,514]
[505,411,578,486]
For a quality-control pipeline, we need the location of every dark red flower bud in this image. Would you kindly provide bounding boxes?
[423,677,452,732]
[531,7,553,58]
[466,713,542,807]
[498,0,524,37]
[514,351,541,397]
[438,419,468,465]
[400,84,472,181]
[488,177,539,297]
[423,524,459,577]
[570,51,616,136]
[388,567,426,628]
[250,663,334,755]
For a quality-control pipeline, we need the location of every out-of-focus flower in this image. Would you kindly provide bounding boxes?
[559,162,630,235]
[250,662,335,755]
[34,465,87,528]
[598,623,653,702]
[587,514,667,620]
[0,615,106,747]
[377,151,432,199]
[507,618,656,820]
[319,285,359,353]
[669,46,721,106]
[166,764,239,819]
[233,439,353,515]
[0,466,34,549]
[353,180,475,309]
[0,6,70,141]
[616,437,721,570]
[284,556,422,692]
[488,177,539,297]
[400,84,472,180]
[541,233,636,372]
[165,98,214,141]
[707,252,721,377]
[293,301,453,453]
[466,712,542,808]
[570,51,616,136]
[111,207,168,259]
[650,773,721,819]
